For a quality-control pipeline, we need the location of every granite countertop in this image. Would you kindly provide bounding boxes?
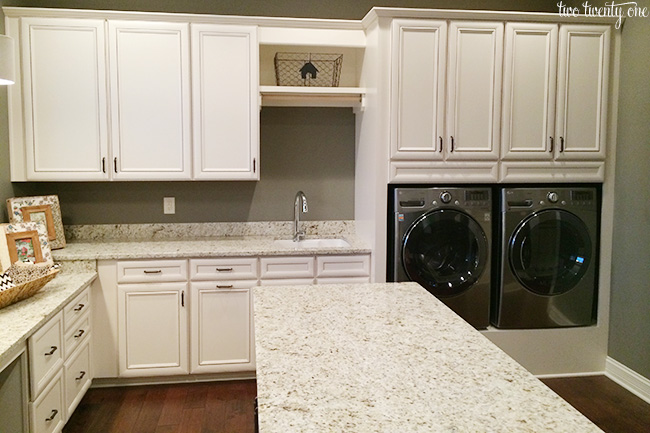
[53,221,370,261]
[0,272,97,367]
[254,282,602,432]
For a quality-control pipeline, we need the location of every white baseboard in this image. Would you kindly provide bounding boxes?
[605,357,650,404]
[535,371,604,379]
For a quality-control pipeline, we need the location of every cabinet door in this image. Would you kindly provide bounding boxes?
[21,18,109,180]
[190,281,255,373]
[118,283,188,377]
[501,23,558,160]
[445,21,503,161]
[191,24,259,180]
[108,21,191,180]
[390,19,447,161]
[555,25,610,160]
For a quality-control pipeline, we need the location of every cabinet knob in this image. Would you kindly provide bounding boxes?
[44,346,57,356]
[45,409,58,422]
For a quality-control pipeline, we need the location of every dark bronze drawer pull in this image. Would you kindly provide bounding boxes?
[217,285,234,289]
[73,303,85,312]
[216,267,233,272]
[74,329,85,339]
[143,270,162,274]
[45,409,58,422]
[44,346,57,356]
[75,371,86,381]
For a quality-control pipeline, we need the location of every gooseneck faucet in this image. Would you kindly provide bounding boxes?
[293,191,308,242]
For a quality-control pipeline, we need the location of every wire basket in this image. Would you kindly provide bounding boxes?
[274,52,343,87]
[0,268,59,309]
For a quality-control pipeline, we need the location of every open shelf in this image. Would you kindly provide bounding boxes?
[260,86,365,108]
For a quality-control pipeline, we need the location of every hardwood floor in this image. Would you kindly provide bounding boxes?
[63,376,649,433]
[541,375,650,433]
[63,380,257,433]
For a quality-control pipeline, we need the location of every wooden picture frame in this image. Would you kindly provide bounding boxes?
[21,205,56,241]
[6,230,44,264]
[6,195,66,249]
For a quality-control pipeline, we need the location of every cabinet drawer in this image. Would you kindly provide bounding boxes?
[29,312,64,398]
[63,288,90,332]
[117,260,187,283]
[316,277,371,285]
[316,255,371,278]
[64,314,91,359]
[259,278,315,286]
[260,256,314,279]
[30,369,64,433]
[64,339,92,419]
[190,258,258,281]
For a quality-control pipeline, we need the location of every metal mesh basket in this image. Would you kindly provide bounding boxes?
[274,52,343,87]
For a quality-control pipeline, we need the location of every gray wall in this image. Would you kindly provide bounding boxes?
[607,2,650,379]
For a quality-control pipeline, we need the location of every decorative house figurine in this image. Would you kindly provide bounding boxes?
[300,61,319,79]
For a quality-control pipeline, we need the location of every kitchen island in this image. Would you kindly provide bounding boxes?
[254,282,601,432]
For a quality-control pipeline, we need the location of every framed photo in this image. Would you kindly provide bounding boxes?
[4,222,53,265]
[5,230,44,264]
[7,195,66,249]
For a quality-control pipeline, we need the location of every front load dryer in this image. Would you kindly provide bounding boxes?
[493,187,599,329]
[389,187,492,329]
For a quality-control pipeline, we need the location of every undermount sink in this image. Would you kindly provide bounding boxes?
[273,238,351,249]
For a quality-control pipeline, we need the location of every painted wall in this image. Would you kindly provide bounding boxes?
[607,2,650,380]
[0,0,558,224]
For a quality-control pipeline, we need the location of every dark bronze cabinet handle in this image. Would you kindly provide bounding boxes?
[114,157,118,173]
[44,346,57,356]
[217,284,234,289]
[450,136,455,152]
[75,371,86,381]
[74,329,85,339]
[102,157,106,173]
[549,137,554,153]
[73,303,85,312]
[143,270,162,274]
[216,267,233,272]
[438,136,443,152]
[45,409,58,422]
[560,136,565,152]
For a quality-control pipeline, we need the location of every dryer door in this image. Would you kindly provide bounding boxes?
[509,209,592,296]
[402,209,488,297]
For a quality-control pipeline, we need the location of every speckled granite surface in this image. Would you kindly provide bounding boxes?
[54,221,369,261]
[254,282,602,433]
[0,272,97,367]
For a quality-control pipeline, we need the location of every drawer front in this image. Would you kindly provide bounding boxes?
[31,369,64,433]
[64,339,92,418]
[29,312,64,398]
[316,255,371,278]
[316,276,371,285]
[259,278,315,286]
[64,314,91,359]
[63,288,90,332]
[117,260,187,283]
[260,256,314,279]
[190,258,258,281]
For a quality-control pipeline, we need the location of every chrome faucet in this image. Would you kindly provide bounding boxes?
[293,191,308,242]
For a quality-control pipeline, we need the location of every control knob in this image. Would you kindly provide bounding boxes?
[440,191,452,204]
[547,192,559,203]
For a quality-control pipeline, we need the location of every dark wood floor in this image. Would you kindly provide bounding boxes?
[541,375,650,433]
[64,376,649,433]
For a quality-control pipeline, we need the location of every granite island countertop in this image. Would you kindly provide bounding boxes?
[254,282,602,432]
[0,272,97,367]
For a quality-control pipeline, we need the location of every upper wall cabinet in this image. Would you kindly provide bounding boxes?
[501,23,610,162]
[17,18,109,181]
[390,20,503,163]
[191,24,259,180]
[108,21,192,180]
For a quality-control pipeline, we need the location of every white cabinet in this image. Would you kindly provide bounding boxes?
[191,24,259,180]
[316,255,371,284]
[500,23,610,181]
[30,370,64,433]
[108,20,192,180]
[391,20,502,162]
[18,17,109,181]
[118,282,188,377]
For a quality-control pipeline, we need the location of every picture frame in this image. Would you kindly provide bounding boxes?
[3,222,53,265]
[7,195,66,249]
[5,230,44,264]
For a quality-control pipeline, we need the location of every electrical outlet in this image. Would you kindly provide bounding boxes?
[163,197,175,215]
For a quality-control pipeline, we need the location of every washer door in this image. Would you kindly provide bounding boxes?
[509,209,592,296]
[402,209,488,297]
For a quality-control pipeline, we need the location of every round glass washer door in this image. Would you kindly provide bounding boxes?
[402,209,488,297]
[509,209,592,296]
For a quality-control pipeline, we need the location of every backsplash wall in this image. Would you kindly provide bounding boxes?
[7,107,355,224]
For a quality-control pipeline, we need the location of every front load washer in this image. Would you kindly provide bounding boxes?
[493,187,599,329]
[389,187,492,329]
